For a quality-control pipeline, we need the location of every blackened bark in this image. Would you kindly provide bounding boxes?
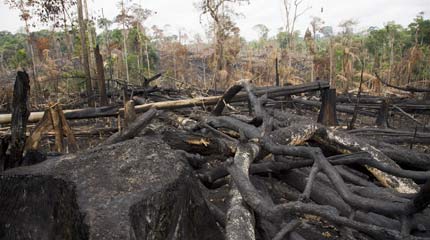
[77,0,94,107]
[376,100,390,128]
[212,84,243,116]
[318,88,338,126]
[94,45,108,106]
[8,71,30,167]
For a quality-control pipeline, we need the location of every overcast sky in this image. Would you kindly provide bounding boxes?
[0,0,429,40]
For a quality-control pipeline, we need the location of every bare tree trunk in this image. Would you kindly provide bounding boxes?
[94,45,108,106]
[24,20,40,97]
[311,55,314,82]
[214,26,224,91]
[61,6,73,61]
[275,57,280,86]
[101,9,113,93]
[137,38,142,80]
[77,0,94,106]
[121,0,130,84]
[8,71,30,168]
[145,38,151,75]
[388,35,394,85]
[329,39,334,86]
[0,51,5,73]
[83,0,95,73]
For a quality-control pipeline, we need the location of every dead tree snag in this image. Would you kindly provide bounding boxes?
[8,71,30,167]
[94,45,108,106]
[318,88,338,126]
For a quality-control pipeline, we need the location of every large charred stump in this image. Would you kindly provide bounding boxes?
[0,135,223,240]
[0,176,89,239]
[8,71,30,168]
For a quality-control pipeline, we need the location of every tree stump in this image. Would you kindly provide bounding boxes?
[0,135,222,240]
[376,99,390,128]
[124,100,137,128]
[318,88,338,126]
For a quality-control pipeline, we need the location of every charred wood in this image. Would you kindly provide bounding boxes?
[8,71,30,167]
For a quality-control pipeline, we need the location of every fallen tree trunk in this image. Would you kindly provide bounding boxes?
[349,128,430,145]
[376,72,430,93]
[0,82,329,125]
[225,144,259,240]
[312,129,419,194]
[104,108,158,145]
[0,106,119,125]
[131,81,329,114]
[292,98,378,117]
[212,84,243,116]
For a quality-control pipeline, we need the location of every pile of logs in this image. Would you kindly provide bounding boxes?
[161,80,430,239]
[1,71,430,239]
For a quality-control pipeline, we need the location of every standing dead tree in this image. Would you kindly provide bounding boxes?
[94,45,108,106]
[115,0,133,84]
[198,0,249,90]
[8,71,30,168]
[282,0,310,68]
[77,0,94,106]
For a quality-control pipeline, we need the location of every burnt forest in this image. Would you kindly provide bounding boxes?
[1,0,430,239]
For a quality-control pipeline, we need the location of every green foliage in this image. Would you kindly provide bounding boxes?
[276,31,289,49]
[409,13,430,45]
[0,31,28,70]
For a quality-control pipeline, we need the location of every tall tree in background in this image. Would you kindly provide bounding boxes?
[338,19,358,92]
[304,28,315,81]
[308,16,324,82]
[282,0,310,67]
[5,0,38,89]
[409,12,430,98]
[253,24,269,50]
[115,0,134,83]
[60,0,73,60]
[5,0,76,97]
[130,3,153,77]
[98,10,114,83]
[77,0,94,106]
[83,0,95,70]
[198,0,249,90]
